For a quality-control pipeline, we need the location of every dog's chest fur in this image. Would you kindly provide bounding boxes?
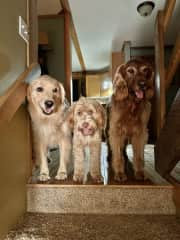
[30,108,66,147]
[111,97,150,136]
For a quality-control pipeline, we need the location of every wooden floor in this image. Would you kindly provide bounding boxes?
[29,144,168,186]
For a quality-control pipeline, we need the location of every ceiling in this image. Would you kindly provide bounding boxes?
[37,0,180,72]
[37,0,62,15]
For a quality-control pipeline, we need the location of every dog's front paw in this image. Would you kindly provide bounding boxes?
[135,171,145,181]
[91,174,103,184]
[38,173,50,182]
[114,172,127,182]
[55,172,67,180]
[73,174,84,183]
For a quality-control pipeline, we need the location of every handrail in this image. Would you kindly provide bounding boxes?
[154,0,176,137]
[0,63,40,108]
[163,0,176,32]
[0,63,41,125]
[166,33,180,90]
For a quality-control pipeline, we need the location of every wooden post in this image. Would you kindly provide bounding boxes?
[64,10,72,102]
[163,0,176,32]
[112,51,125,81]
[122,41,131,63]
[174,184,180,217]
[28,0,38,65]
[155,11,166,137]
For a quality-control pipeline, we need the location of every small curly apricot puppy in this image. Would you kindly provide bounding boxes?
[67,97,106,183]
[27,75,71,181]
[109,59,154,182]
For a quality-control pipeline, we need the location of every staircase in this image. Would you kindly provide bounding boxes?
[27,184,175,215]
[26,144,175,215]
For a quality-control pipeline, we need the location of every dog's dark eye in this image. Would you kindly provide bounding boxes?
[53,88,58,93]
[142,67,149,73]
[77,111,82,116]
[127,68,135,75]
[142,67,151,78]
[88,110,93,115]
[36,87,43,92]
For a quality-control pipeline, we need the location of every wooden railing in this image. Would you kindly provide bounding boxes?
[155,0,179,137]
[0,63,41,126]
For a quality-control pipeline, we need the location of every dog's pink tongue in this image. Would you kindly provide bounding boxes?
[83,128,94,136]
[45,108,52,114]
[135,90,144,99]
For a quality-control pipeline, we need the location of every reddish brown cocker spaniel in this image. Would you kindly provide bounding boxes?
[109,58,154,182]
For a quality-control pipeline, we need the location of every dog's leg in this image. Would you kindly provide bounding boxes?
[55,137,71,180]
[89,141,103,183]
[73,141,84,183]
[110,134,127,182]
[132,130,148,180]
[38,144,50,181]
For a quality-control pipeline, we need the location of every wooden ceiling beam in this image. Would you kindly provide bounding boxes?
[60,0,86,72]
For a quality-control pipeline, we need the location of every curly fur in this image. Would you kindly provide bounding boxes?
[67,97,106,183]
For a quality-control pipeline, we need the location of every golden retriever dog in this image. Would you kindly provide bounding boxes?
[109,59,154,182]
[67,97,106,183]
[27,75,71,181]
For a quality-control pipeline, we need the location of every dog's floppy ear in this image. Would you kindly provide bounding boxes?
[66,103,75,129]
[27,84,32,103]
[113,64,126,84]
[93,101,107,130]
[145,70,155,100]
[113,64,128,101]
[58,82,65,103]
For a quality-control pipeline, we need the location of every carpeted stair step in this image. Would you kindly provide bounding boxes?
[27,184,175,215]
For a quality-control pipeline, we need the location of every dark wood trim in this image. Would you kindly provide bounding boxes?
[163,0,176,32]
[112,51,125,80]
[155,11,166,137]
[28,0,38,65]
[166,33,180,89]
[174,183,180,217]
[64,10,72,102]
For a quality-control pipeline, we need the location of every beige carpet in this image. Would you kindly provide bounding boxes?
[5,213,180,240]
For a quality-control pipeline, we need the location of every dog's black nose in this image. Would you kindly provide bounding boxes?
[45,100,54,108]
[139,81,146,90]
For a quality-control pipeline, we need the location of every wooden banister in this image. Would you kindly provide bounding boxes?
[166,33,180,89]
[154,0,177,137]
[163,0,176,32]
[155,11,166,137]
[64,10,72,102]
[0,63,40,125]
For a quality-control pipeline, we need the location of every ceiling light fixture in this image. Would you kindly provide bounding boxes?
[137,1,155,17]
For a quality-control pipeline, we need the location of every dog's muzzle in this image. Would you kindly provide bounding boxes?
[42,100,54,115]
[78,121,95,136]
[134,81,147,100]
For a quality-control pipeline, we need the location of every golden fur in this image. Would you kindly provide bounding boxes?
[27,75,71,181]
[109,59,154,181]
[67,97,106,183]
